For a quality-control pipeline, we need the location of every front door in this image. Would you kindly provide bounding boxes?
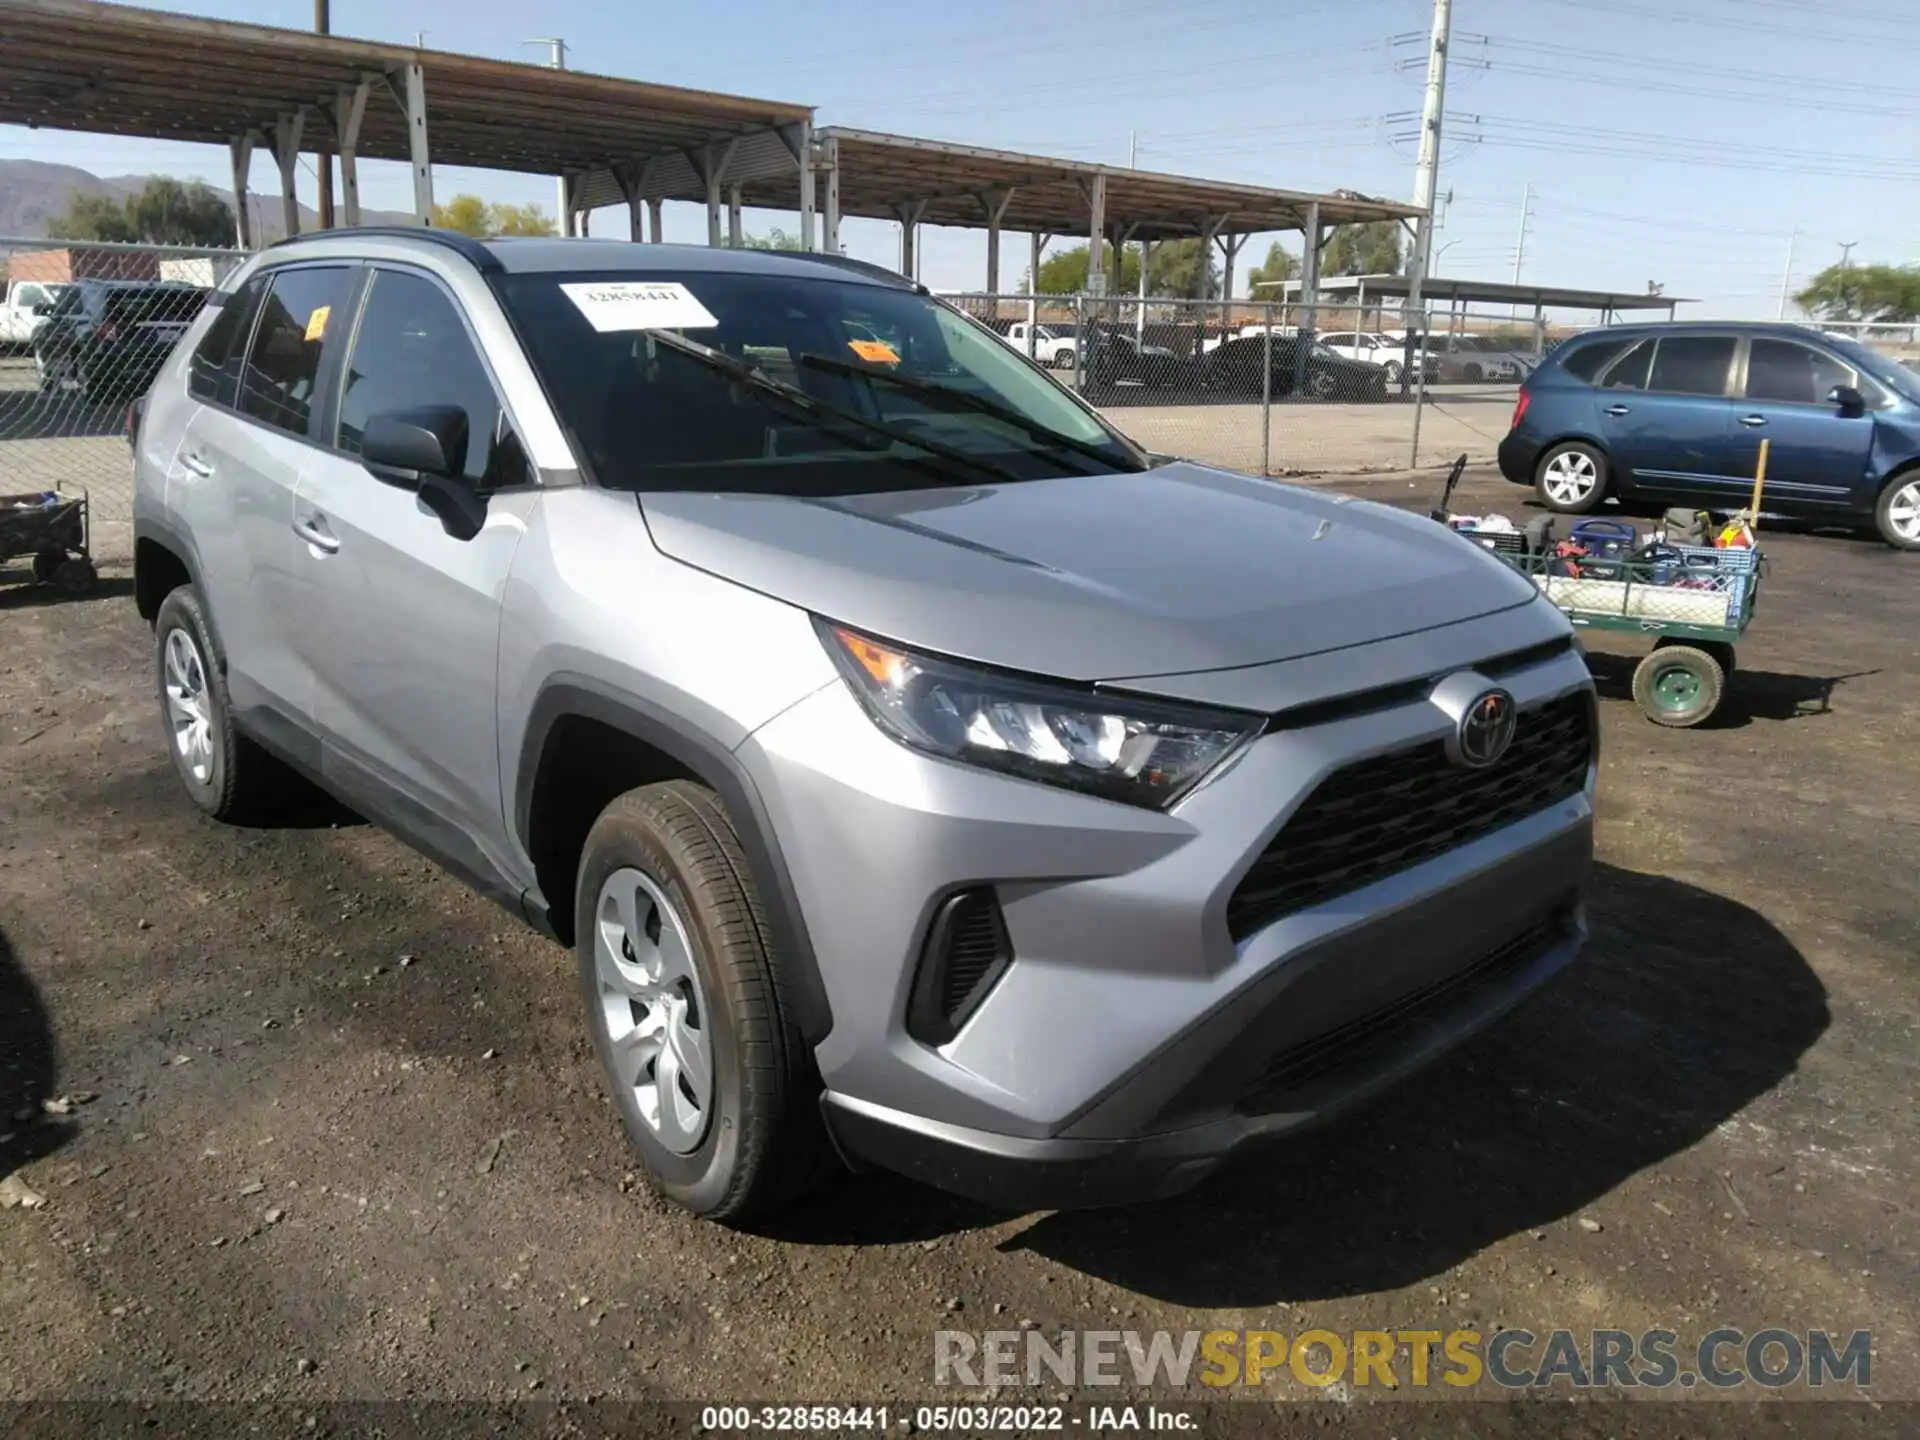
[292,264,534,884]
[1593,334,1738,502]
[1731,337,1877,510]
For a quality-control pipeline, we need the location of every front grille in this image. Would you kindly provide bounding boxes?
[1238,914,1564,1113]
[1227,692,1592,940]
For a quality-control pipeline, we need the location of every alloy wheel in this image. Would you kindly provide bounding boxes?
[162,626,215,785]
[1542,451,1599,506]
[1887,480,1920,543]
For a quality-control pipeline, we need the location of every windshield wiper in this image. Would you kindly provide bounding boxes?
[796,351,1141,472]
[636,328,1024,485]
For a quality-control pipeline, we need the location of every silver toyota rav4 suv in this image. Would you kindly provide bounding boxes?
[132,230,1595,1222]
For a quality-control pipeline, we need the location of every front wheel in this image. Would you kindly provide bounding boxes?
[1633,644,1725,728]
[1874,474,1920,550]
[1535,441,1609,513]
[575,781,834,1223]
[1382,360,1403,385]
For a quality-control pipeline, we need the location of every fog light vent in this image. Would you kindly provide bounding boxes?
[907,888,1013,1045]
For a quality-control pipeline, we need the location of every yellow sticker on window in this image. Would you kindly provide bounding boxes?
[304,305,331,342]
[849,338,900,365]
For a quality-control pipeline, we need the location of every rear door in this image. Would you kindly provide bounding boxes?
[1593,333,1738,501]
[1733,336,1876,510]
[292,263,534,874]
[176,262,360,738]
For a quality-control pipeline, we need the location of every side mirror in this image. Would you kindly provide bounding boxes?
[360,405,488,541]
[1829,384,1866,416]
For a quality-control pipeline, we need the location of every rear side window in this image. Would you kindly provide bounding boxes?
[238,265,357,439]
[188,274,267,408]
[1599,339,1654,390]
[1648,336,1735,396]
[1561,337,1633,382]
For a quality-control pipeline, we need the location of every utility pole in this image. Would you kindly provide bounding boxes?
[314,0,333,228]
[1509,181,1532,321]
[526,38,570,235]
[1777,226,1799,320]
[1405,0,1443,395]
[1838,240,1857,269]
[1130,130,1148,336]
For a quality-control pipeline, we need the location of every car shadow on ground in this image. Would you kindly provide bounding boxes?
[0,925,71,1186]
[0,574,132,611]
[0,385,129,440]
[1582,650,1878,727]
[773,862,1826,1304]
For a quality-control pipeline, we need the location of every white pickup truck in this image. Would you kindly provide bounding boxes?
[1000,321,1078,369]
[0,279,65,352]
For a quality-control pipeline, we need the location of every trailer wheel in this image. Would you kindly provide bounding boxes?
[1633,644,1724,728]
[32,550,65,585]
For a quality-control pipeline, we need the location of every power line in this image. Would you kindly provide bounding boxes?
[1535,0,1894,47]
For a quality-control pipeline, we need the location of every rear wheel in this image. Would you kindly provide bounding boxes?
[1382,360,1403,385]
[153,586,287,821]
[575,781,834,1223]
[1633,644,1724,728]
[1462,362,1484,383]
[1535,441,1608,513]
[1874,474,1920,550]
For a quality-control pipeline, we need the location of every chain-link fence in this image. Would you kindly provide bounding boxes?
[946,293,1463,477]
[1,237,242,567]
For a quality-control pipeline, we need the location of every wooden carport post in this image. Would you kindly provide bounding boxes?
[979,188,1014,294]
[271,109,305,239]
[333,81,371,225]
[228,132,256,249]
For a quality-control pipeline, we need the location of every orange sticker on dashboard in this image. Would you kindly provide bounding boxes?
[848,338,900,364]
[304,305,331,342]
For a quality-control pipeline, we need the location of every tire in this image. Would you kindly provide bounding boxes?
[1632,644,1724,728]
[52,557,96,594]
[1873,473,1920,550]
[153,586,284,821]
[1308,370,1338,400]
[1052,351,1074,370]
[575,781,833,1223]
[31,549,64,585]
[1534,441,1609,513]
[1463,362,1483,383]
[1382,360,1403,385]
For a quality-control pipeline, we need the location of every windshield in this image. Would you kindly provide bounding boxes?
[496,269,1141,493]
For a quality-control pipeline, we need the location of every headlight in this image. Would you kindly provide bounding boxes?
[817,621,1263,809]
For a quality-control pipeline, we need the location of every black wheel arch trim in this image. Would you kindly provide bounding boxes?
[514,676,834,1045]
[133,515,226,657]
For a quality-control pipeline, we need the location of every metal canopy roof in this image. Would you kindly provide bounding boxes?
[721,128,1423,241]
[0,0,812,187]
[1278,273,1692,312]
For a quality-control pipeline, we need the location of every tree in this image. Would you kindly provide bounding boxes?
[1795,262,1920,324]
[742,227,804,251]
[1030,239,1220,296]
[1322,221,1403,277]
[49,177,234,247]
[431,194,556,237]
[1244,240,1299,294]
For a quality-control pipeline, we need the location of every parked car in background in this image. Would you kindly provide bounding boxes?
[1203,334,1390,402]
[1080,327,1195,399]
[1000,320,1078,369]
[1319,330,1436,386]
[1435,334,1523,383]
[0,278,67,352]
[1498,321,1920,549]
[133,230,1594,1219]
[33,279,207,401]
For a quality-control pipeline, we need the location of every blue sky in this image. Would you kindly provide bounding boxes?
[5,0,1917,317]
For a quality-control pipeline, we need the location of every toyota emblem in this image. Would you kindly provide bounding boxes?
[1455,688,1517,769]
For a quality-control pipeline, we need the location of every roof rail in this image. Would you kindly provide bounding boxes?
[267,226,502,273]
[782,250,921,291]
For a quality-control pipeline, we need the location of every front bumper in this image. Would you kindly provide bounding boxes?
[740,643,1593,1208]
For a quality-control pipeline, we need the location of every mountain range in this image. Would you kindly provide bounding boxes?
[0,158,414,244]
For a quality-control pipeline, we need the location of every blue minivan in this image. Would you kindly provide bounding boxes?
[1498,322,1920,549]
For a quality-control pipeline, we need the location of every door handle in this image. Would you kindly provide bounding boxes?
[1604,404,1630,416]
[292,512,340,554]
[178,452,214,478]
[1738,414,1768,428]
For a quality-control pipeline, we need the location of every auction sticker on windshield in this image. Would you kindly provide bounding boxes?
[560,281,719,333]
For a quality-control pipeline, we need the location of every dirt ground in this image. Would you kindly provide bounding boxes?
[1,467,1914,1435]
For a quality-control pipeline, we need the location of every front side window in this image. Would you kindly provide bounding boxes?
[498,269,1139,493]
[238,265,357,438]
[189,273,268,407]
[337,269,521,486]
[1746,339,1856,406]
[1647,336,1735,396]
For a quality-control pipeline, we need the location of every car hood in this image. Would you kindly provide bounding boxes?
[638,462,1538,683]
